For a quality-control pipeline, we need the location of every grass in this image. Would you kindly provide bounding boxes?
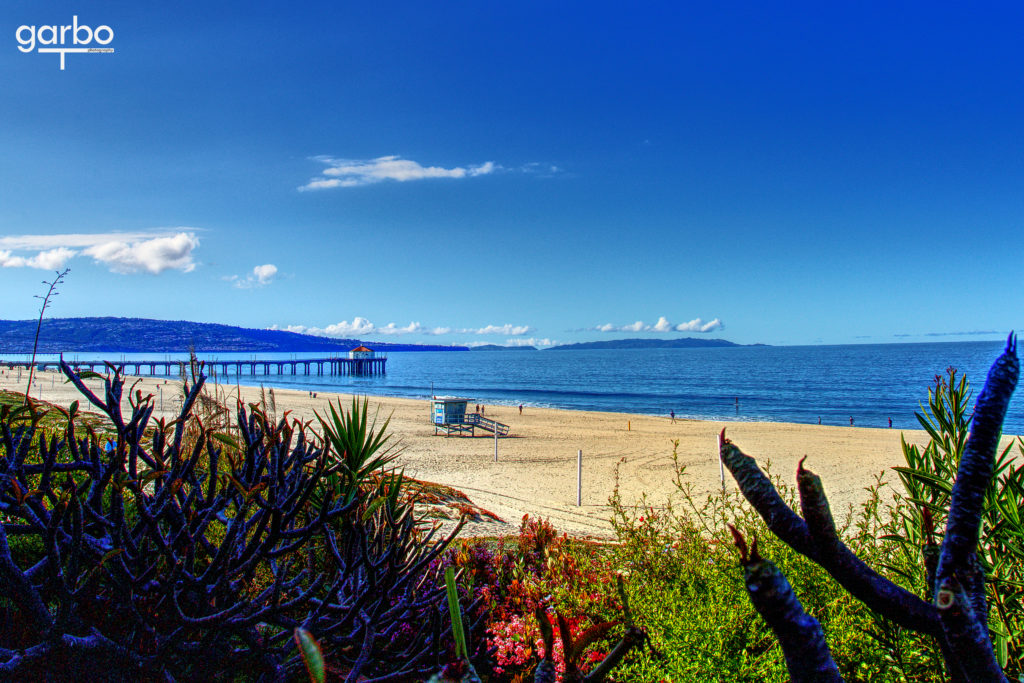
[0,388,114,435]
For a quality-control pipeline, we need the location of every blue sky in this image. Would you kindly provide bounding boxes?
[2,1,1021,347]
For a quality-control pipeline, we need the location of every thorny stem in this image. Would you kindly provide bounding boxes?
[24,268,69,405]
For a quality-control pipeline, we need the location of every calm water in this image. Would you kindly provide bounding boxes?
[23,340,1022,433]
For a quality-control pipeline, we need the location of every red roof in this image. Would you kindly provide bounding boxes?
[351,346,372,352]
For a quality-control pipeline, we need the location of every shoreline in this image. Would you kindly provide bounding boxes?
[3,368,1018,539]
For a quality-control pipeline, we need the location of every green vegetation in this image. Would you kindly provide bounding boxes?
[714,338,1019,681]
[886,367,1024,673]
[606,455,888,681]
[442,343,1020,681]
[3,345,1020,681]
[0,364,461,681]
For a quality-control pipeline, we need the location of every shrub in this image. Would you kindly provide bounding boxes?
[0,362,461,681]
[720,335,1020,681]
[446,516,630,681]
[607,449,892,681]
[882,366,1024,674]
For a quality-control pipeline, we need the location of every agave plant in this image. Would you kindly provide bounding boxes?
[317,397,401,497]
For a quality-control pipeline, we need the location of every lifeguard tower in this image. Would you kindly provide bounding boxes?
[431,397,510,437]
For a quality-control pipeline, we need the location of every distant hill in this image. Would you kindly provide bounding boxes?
[0,317,467,354]
[546,337,746,351]
[470,344,538,351]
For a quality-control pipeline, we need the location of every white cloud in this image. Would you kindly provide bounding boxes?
[0,247,75,269]
[594,316,725,333]
[675,317,724,333]
[468,324,533,335]
[84,232,199,274]
[321,318,377,337]
[519,162,562,176]
[0,232,188,250]
[465,337,555,348]
[299,155,499,190]
[0,231,200,274]
[507,337,556,347]
[253,264,277,284]
[374,322,424,335]
[280,318,379,338]
[231,263,278,289]
[651,316,673,332]
[273,319,533,338]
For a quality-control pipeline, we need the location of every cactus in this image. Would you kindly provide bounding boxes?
[721,334,1019,682]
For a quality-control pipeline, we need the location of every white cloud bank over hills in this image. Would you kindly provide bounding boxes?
[593,316,723,333]
[0,231,200,274]
[275,318,534,338]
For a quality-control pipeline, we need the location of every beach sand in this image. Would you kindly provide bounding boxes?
[4,367,1017,539]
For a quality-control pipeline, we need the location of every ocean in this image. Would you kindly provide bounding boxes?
[26,339,1023,434]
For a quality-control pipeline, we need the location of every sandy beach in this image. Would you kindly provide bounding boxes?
[4,367,1017,539]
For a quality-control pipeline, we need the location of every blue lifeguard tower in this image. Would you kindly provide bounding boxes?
[431,397,509,437]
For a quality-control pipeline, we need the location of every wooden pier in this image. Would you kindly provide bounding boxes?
[0,355,386,378]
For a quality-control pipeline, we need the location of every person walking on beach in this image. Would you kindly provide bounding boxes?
[670,410,675,423]
[888,417,892,428]
[818,416,821,425]
[849,416,854,427]
[519,404,523,415]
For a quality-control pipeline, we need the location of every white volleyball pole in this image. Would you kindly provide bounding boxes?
[717,431,725,492]
[577,450,583,507]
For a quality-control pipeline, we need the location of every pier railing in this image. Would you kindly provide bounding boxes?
[0,355,387,377]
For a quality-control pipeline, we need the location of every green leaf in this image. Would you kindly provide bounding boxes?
[293,628,325,683]
[891,467,954,495]
[212,432,241,450]
[68,370,104,381]
[361,496,386,521]
[445,566,467,660]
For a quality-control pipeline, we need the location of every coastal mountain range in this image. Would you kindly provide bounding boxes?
[0,318,466,353]
[0,317,754,354]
